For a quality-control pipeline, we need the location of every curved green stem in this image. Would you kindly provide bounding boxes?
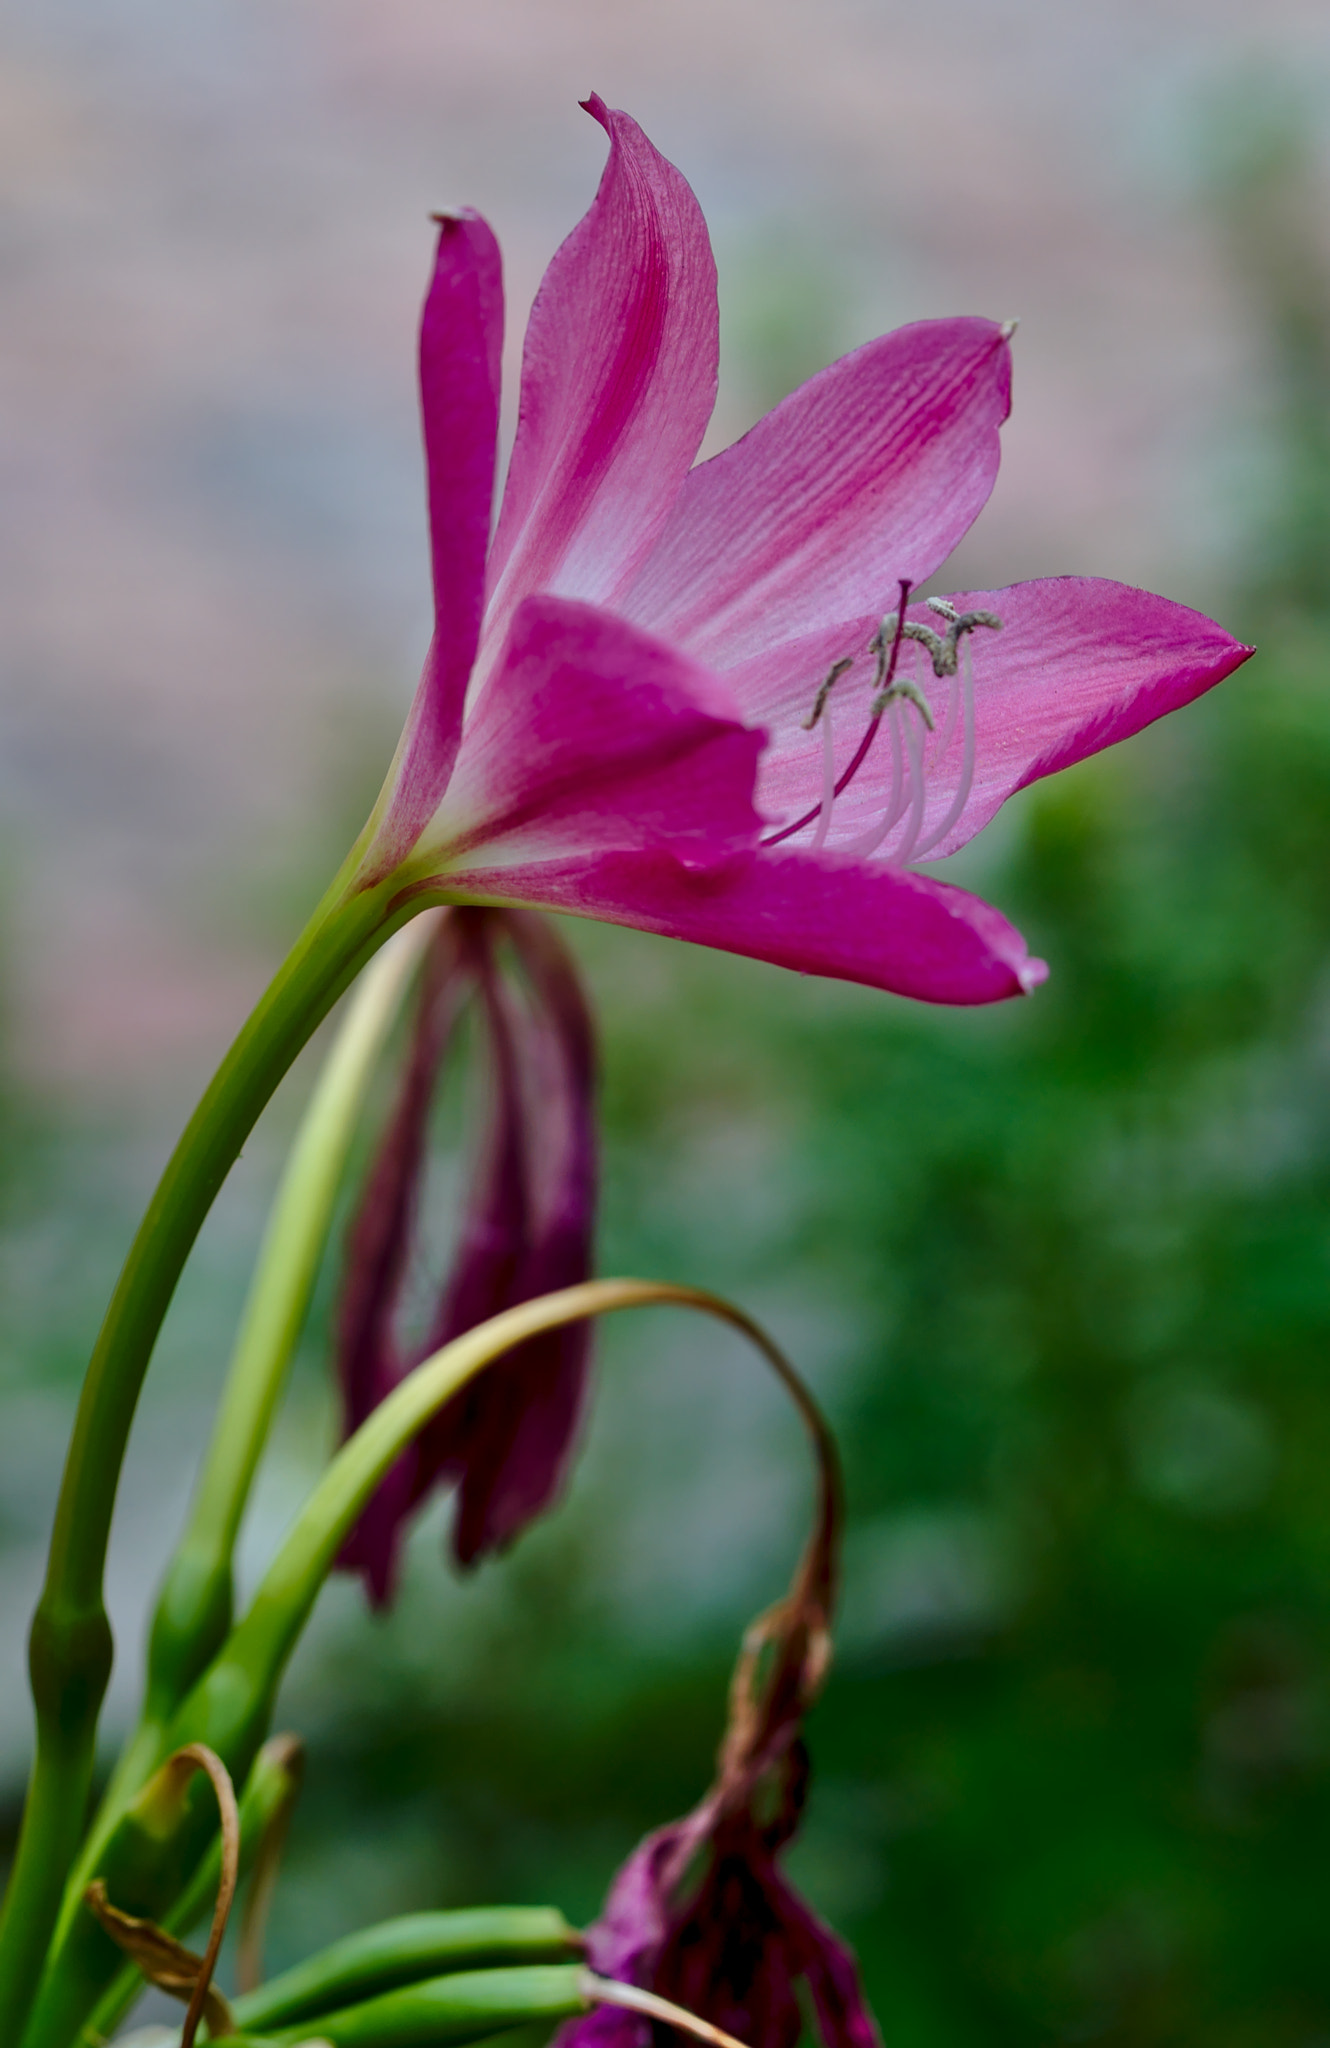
[22,1281,820,2048]
[63,918,437,1950]
[176,1280,791,1761]
[0,865,416,2040]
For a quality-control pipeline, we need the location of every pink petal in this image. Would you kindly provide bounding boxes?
[483,97,719,644]
[426,597,764,877]
[759,579,1253,861]
[619,318,1012,670]
[367,212,504,877]
[453,844,1047,1005]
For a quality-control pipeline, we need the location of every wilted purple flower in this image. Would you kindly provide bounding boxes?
[565,1394,878,2048]
[336,906,595,1602]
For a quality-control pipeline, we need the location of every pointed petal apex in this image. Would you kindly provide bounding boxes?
[366,213,504,875]
[485,101,719,630]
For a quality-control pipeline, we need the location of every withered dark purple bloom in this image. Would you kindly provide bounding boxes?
[562,1373,880,2048]
[336,906,596,1603]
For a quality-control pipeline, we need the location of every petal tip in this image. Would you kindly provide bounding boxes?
[1017,954,1049,995]
[580,91,610,128]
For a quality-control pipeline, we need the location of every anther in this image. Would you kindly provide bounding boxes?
[802,657,854,731]
[871,668,934,729]
[870,611,935,728]
[878,607,1003,681]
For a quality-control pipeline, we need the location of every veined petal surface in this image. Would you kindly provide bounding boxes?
[370,212,503,874]
[425,596,764,877]
[754,579,1254,861]
[455,844,1046,1004]
[619,319,1011,669]
[484,97,719,644]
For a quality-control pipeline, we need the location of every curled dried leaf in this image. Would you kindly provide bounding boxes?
[87,1742,241,2047]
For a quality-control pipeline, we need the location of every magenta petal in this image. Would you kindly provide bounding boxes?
[457,845,1046,1004]
[619,318,1011,670]
[783,578,1255,862]
[934,576,1253,856]
[559,1818,709,2048]
[768,1866,883,2048]
[336,1452,419,1612]
[427,948,532,1349]
[419,914,599,1566]
[434,596,764,874]
[368,212,504,875]
[484,96,719,644]
[335,924,470,1606]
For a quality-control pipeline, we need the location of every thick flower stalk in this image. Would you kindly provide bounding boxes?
[337,907,596,1601]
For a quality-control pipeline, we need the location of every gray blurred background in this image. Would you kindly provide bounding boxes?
[5,4,1330,2044]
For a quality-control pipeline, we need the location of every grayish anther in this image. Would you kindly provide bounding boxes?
[801,656,854,731]
[875,604,1003,686]
[867,612,935,727]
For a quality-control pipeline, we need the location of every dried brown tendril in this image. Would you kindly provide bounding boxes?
[85,1742,239,2047]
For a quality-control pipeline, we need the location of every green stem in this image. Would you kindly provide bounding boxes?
[61,918,437,1951]
[21,1282,807,2048]
[0,866,413,2040]
[175,1281,773,1763]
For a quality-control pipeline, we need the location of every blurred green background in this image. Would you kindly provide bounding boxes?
[3,10,1330,2048]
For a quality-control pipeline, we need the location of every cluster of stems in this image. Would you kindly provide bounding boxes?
[0,876,832,2048]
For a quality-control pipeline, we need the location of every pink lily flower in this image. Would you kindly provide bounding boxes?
[352,95,1252,1006]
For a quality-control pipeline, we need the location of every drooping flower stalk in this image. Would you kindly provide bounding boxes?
[559,1321,876,2048]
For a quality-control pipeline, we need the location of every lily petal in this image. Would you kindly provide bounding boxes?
[771,1871,882,2048]
[619,318,1011,670]
[336,921,471,1606]
[457,844,1047,1004]
[758,578,1254,861]
[369,212,504,875]
[426,597,764,877]
[484,96,719,645]
[419,913,598,1565]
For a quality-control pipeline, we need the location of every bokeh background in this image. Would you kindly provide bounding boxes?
[3,2,1330,2043]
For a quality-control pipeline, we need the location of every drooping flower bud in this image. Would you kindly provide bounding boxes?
[336,907,596,1604]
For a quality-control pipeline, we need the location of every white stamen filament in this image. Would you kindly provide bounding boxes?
[810,696,838,851]
[582,1970,751,2048]
[928,641,961,772]
[890,705,929,864]
[837,700,911,857]
[910,629,977,861]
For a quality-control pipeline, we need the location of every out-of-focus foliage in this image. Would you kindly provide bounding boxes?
[7,98,1330,2048]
